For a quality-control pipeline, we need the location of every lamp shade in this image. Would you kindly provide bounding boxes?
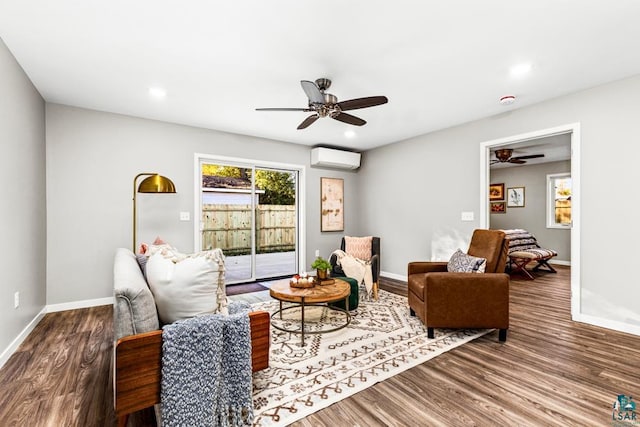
[132,173,176,251]
[137,174,176,193]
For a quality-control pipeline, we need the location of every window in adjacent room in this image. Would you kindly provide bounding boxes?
[547,172,572,228]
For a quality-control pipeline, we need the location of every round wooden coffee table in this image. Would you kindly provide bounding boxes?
[269,279,351,346]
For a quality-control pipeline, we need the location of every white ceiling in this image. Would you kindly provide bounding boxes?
[2,1,640,151]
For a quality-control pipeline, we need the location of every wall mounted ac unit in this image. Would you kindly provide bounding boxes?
[310,147,361,170]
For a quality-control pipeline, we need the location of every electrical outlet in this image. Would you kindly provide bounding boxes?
[14,292,19,309]
[315,249,320,257]
[179,211,190,221]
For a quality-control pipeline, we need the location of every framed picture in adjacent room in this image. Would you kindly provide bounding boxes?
[490,201,506,213]
[489,183,505,201]
[320,177,344,231]
[507,187,525,207]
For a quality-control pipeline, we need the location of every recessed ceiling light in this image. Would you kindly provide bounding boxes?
[344,130,356,139]
[148,87,167,99]
[510,63,532,77]
[499,95,516,105]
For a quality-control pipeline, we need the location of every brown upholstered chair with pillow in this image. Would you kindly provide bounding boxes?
[407,229,510,341]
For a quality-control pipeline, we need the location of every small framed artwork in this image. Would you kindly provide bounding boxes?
[320,177,344,231]
[507,187,525,207]
[490,202,506,214]
[489,183,505,201]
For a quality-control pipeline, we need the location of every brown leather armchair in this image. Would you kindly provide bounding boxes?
[408,229,510,341]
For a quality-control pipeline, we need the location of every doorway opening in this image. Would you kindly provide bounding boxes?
[479,123,581,320]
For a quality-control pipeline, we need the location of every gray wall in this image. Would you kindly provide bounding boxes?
[4,40,640,356]
[45,104,359,305]
[490,160,571,262]
[358,74,640,329]
[0,38,46,354]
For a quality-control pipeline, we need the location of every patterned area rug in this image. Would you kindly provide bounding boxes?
[251,289,490,426]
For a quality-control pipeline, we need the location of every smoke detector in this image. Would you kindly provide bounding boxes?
[499,95,516,105]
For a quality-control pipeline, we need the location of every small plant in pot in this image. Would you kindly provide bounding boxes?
[311,256,331,280]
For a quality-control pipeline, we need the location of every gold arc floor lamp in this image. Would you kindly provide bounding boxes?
[133,173,176,252]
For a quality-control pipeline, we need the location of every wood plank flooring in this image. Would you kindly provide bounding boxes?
[294,267,640,427]
[0,266,638,426]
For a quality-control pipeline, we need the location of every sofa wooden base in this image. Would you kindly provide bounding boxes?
[114,310,270,427]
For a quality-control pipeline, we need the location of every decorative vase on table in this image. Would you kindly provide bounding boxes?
[317,269,328,280]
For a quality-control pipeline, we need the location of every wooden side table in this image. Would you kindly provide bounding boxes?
[269,279,351,346]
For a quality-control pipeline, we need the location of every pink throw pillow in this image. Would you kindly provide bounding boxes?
[138,236,168,254]
[345,236,373,261]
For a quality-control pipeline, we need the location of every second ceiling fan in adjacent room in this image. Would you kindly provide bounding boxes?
[491,148,544,165]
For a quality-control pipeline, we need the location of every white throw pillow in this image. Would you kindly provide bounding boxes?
[145,247,229,324]
[447,249,487,273]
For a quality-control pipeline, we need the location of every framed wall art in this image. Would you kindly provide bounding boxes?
[490,201,506,214]
[507,187,525,207]
[320,177,344,231]
[489,183,505,201]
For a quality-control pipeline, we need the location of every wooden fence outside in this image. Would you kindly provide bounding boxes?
[201,204,296,255]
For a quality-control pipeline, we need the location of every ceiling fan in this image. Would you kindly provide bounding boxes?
[256,78,388,130]
[491,148,545,165]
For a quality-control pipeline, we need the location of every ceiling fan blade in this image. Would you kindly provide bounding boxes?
[332,112,366,126]
[256,107,311,111]
[337,96,388,111]
[512,154,545,160]
[301,80,325,105]
[297,114,319,130]
[509,159,527,164]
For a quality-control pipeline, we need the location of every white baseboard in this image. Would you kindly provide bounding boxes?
[380,271,407,282]
[46,296,114,313]
[0,307,47,370]
[573,313,640,336]
[549,259,571,266]
[0,296,115,369]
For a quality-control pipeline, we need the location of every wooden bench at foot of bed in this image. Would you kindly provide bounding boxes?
[502,229,558,280]
[508,249,557,280]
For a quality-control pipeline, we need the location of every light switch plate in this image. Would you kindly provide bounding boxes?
[461,211,474,221]
[180,211,190,221]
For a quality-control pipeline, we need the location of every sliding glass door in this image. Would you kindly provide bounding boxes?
[253,167,297,281]
[199,159,299,284]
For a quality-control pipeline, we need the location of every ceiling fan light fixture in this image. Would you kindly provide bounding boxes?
[499,95,516,105]
[324,93,337,104]
[495,148,513,162]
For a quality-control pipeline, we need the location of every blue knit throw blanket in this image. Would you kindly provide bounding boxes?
[161,301,253,427]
